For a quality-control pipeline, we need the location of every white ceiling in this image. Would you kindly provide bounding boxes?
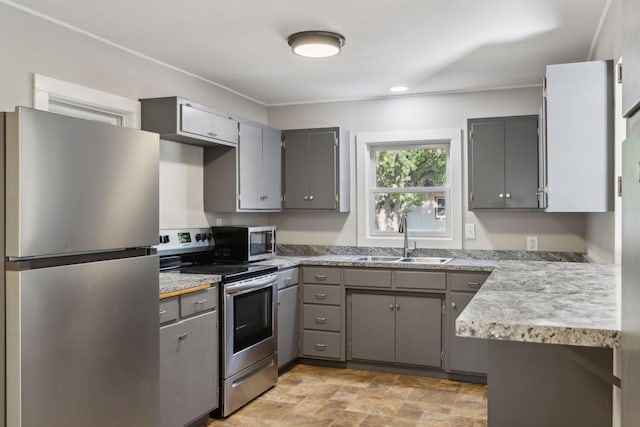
[5,0,609,106]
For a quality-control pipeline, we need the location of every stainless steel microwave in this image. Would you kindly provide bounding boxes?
[211,226,276,262]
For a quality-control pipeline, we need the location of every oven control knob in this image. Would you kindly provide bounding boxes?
[207,233,213,240]
[159,235,163,244]
[195,233,202,241]
[162,235,170,243]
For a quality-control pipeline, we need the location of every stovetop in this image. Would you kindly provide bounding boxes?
[173,263,277,282]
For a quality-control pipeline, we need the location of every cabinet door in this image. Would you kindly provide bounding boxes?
[449,292,488,374]
[160,322,184,427]
[395,296,442,367]
[262,128,282,209]
[350,293,395,363]
[178,311,219,421]
[504,116,539,208]
[208,113,239,145]
[469,120,505,209]
[283,132,310,209]
[180,104,210,138]
[308,131,337,209]
[277,285,300,368]
[623,0,640,117]
[239,123,264,209]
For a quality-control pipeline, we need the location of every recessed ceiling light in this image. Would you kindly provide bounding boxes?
[287,31,346,58]
[389,86,409,92]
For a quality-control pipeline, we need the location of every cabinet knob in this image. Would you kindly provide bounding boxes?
[396,303,400,311]
[505,193,511,199]
[389,304,395,311]
[498,193,504,198]
[178,333,188,340]
[304,196,309,201]
[309,195,315,201]
[451,302,457,309]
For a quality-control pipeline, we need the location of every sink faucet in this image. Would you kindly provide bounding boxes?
[399,214,409,257]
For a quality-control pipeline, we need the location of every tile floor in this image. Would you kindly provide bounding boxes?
[207,364,487,426]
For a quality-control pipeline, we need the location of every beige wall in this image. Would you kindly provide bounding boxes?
[585,0,622,264]
[0,3,268,229]
[268,89,586,251]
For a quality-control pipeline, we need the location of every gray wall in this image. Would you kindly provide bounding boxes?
[0,3,268,229]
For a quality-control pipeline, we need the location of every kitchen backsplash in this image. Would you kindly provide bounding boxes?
[276,244,588,263]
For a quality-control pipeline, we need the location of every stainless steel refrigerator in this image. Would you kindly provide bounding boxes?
[2,107,160,427]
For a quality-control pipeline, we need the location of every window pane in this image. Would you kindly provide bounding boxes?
[373,192,447,233]
[375,147,447,188]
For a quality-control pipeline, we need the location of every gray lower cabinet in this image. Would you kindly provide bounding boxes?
[282,127,350,212]
[349,292,443,368]
[160,295,218,427]
[277,284,300,368]
[468,115,539,209]
[446,272,490,375]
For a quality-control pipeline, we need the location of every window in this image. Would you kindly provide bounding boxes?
[371,144,450,237]
[356,129,463,249]
[33,74,140,128]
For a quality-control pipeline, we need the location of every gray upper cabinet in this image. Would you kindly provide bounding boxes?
[204,121,282,212]
[238,123,282,210]
[543,60,613,212]
[282,127,350,212]
[141,96,238,147]
[468,115,540,210]
[623,0,640,118]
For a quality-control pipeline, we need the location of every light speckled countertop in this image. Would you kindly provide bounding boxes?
[159,272,221,297]
[456,261,621,348]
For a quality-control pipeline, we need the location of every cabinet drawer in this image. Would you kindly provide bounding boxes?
[343,269,392,288]
[180,287,217,317]
[159,297,179,324]
[303,284,341,305]
[394,271,446,290]
[449,272,490,292]
[302,330,341,359]
[277,267,299,290]
[303,267,341,284]
[303,305,341,332]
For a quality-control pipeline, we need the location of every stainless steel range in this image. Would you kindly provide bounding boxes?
[158,228,278,417]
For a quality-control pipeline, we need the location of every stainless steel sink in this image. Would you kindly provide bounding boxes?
[352,256,402,262]
[398,257,453,264]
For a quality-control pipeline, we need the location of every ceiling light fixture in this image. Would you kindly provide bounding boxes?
[389,86,409,92]
[287,31,346,58]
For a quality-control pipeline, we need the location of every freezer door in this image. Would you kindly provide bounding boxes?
[6,255,159,427]
[5,107,159,258]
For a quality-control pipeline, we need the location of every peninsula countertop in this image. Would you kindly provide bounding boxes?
[455,260,621,348]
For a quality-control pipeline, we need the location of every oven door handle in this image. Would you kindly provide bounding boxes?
[225,277,276,295]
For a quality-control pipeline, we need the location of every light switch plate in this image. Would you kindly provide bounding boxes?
[215,218,223,226]
[527,236,538,251]
[465,223,476,240]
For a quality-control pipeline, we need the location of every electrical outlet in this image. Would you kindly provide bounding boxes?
[215,218,223,226]
[465,224,476,240]
[527,236,538,251]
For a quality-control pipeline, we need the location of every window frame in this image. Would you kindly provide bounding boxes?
[356,129,463,249]
[32,74,140,128]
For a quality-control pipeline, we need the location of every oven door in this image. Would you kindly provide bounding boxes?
[248,228,275,261]
[223,274,277,378]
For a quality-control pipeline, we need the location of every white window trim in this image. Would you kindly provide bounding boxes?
[356,129,463,249]
[32,74,140,129]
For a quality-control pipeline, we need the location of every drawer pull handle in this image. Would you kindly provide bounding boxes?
[315,317,327,324]
[315,275,327,281]
[178,333,188,340]
[207,132,218,138]
[195,299,208,305]
[315,344,326,351]
[159,310,167,315]
[467,282,481,288]
[315,293,327,299]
